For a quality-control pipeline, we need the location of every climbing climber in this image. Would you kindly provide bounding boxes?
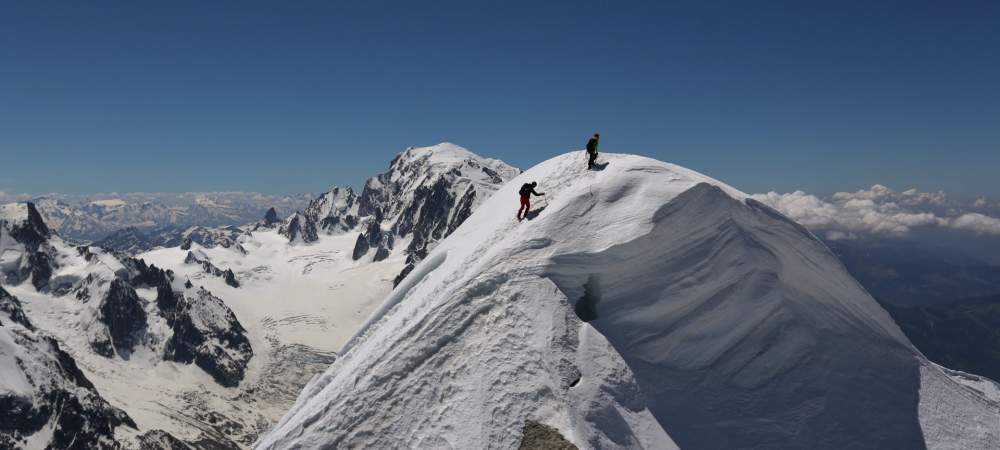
[517,182,544,221]
[586,133,600,170]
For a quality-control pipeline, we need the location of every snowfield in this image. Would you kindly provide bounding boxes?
[144,230,401,352]
[258,152,1000,449]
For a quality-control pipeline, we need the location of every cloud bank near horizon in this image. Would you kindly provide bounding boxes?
[752,185,1000,239]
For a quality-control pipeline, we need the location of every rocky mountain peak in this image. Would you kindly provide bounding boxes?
[263,207,280,225]
[1,202,52,248]
[296,143,520,282]
[278,212,319,244]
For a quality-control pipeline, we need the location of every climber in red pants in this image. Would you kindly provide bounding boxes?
[517,182,544,221]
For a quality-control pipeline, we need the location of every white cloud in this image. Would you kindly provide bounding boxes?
[949,213,1000,235]
[831,184,947,207]
[752,185,1000,237]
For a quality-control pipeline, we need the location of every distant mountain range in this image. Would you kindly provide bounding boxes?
[26,192,312,243]
[825,238,1000,308]
[825,238,1000,383]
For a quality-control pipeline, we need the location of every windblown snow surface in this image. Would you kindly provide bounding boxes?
[258,152,1000,449]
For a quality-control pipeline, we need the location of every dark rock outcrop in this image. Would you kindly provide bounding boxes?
[4,202,52,247]
[392,263,415,288]
[25,250,54,291]
[373,246,391,262]
[92,279,148,358]
[351,221,394,261]
[120,257,183,314]
[351,233,370,260]
[136,429,199,450]
[1,203,58,290]
[163,289,253,387]
[0,286,33,330]
[518,421,578,450]
[250,207,284,232]
[263,207,280,226]
[278,213,318,244]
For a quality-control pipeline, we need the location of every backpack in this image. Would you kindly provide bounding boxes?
[519,184,533,196]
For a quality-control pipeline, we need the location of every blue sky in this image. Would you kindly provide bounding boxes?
[2,1,998,196]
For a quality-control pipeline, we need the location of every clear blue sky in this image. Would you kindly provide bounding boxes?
[2,1,998,196]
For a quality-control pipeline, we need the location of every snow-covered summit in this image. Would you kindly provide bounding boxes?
[390,142,513,178]
[292,142,520,283]
[259,152,999,449]
[1,202,51,241]
[0,202,30,222]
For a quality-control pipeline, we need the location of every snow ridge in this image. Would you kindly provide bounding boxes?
[259,152,1000,450]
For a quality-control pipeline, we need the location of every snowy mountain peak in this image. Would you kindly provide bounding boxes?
[303,187,358,234]
[0,202,30,222]
[278,211,319,244]
[1,202,52,244]
[385,142,517,188]
[290,143,520,283]
[259,152,1000,450]
[262,207,280,225]
[392,142,493,170]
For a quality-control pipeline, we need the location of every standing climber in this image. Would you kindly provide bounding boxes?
[586,133,600,169]
[517,182,544,221]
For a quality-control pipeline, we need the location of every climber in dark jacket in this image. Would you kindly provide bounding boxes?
[586,133,600,169]
[517,182,544,221]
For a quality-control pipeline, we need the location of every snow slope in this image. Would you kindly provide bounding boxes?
[122,144,518,446]
[259,152,1000,449]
